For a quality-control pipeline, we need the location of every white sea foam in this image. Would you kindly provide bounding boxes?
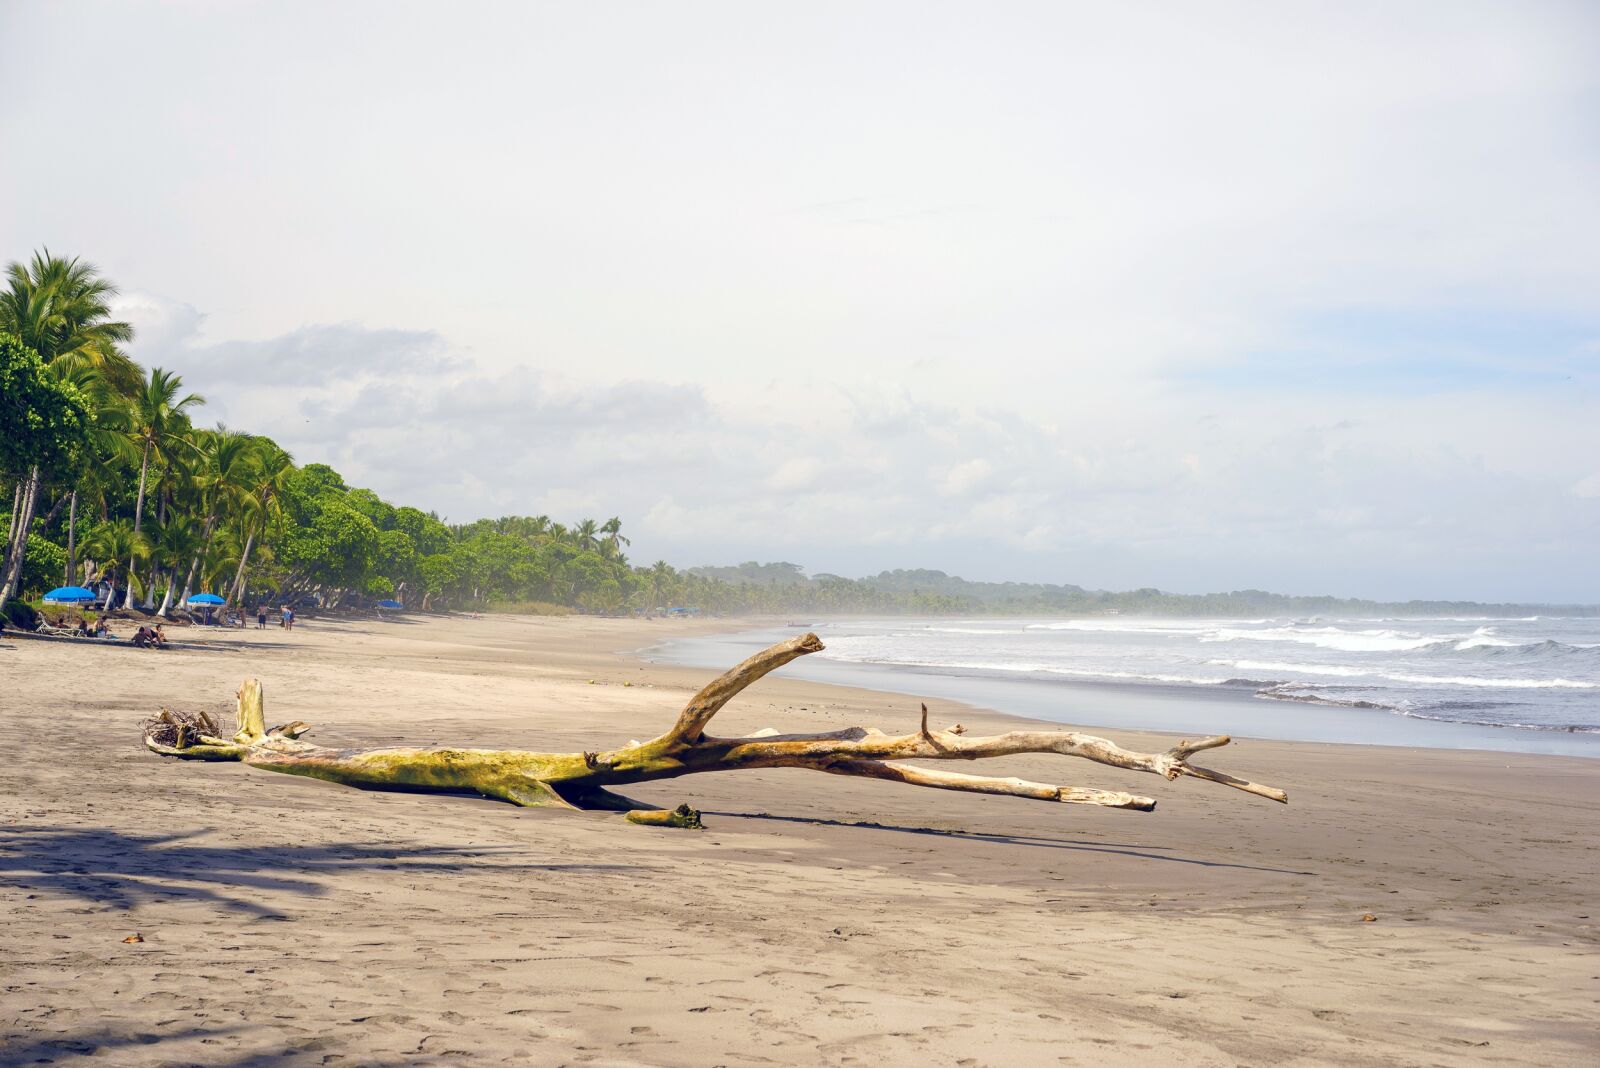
[824,649,1224,686]
[1212,659,1369,678]
[1356,616,1541,623]
[1454,628,1520,650]
[1025,619,1243,635]
[1037,667,1224,685]
[1206,658,1595,689]
[1201,626,1456,653]
[1382,672,1595,689]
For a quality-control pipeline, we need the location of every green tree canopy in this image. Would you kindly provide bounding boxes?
[0,332,91,480]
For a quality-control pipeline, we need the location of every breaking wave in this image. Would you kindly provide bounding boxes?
[1208,658,1596,689]
[1255,686,1600,732]
[1201,626,1456,653]
[817,614,1600,736]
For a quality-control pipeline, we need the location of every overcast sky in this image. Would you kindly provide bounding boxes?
[3,1,1597,601]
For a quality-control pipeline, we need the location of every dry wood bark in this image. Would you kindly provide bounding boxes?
[143,633,1287,822]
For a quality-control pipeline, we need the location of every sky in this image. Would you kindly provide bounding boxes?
[2,1,1598,602]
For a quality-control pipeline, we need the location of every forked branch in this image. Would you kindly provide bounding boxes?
[659,631,825,744]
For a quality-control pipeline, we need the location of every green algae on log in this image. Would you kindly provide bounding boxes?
[141,633,1288,819]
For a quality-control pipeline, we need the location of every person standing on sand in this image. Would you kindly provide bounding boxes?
[257,606,267,629]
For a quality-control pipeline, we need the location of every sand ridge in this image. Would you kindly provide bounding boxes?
[1,614,1596,1065]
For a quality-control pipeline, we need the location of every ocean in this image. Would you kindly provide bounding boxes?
[649,616,1600,758]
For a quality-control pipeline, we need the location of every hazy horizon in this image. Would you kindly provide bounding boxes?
[684,560,1600,609]
[4,2,1596,602]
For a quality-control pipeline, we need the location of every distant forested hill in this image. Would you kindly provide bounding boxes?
[688,562,1597,617]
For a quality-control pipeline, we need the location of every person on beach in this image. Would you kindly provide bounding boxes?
[257,606,268,629]
[92,618,107,638]
[153,624,168,648]
[284,606,295,629]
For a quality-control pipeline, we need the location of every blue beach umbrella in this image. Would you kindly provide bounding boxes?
[42,586,97,604]
[376,599,404,609]
[186,592,226,605]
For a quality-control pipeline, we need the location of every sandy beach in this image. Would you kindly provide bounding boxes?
[2,613,1596,1066]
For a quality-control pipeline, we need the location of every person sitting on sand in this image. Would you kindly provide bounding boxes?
[153,624,169,648]
[92,618,108,638]
[131,626,152,648]
[75,619,90,637]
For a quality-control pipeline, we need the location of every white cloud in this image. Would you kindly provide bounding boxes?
[767,457,824,493]
[940,458,993,497]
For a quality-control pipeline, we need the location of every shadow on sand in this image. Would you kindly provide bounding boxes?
[713,811,1316,876]
[0,825,648,917]
[0,1026,245,1067]
[0,1026,432,1067]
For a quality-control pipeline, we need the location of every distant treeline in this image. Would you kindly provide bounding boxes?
[688,562,1600,618]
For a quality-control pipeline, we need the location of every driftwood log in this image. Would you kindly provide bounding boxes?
[142,633,1287,821]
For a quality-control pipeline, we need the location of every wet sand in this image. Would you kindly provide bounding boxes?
[2,614,1596,1065]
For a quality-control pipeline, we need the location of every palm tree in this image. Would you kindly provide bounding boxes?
[600,516,630,551]
[82,519,147,608]
[0,250,134,610]
[0,249,137,388]
[573,518,601,552]
[54,363,135,586]
[122,367,205,609]
[175,427,254,607]
[202,527,244,604]
[225,438,294,607]
[151,515,202,617]
[647,560,674,611]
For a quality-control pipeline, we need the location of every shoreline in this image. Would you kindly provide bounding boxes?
[644,621,1600,759]
[3,612,1596,1065]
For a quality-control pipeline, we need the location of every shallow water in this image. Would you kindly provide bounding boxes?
[650,618,1600,758]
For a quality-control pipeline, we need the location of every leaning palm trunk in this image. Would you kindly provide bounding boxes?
[0,468,41,611]
[177,554,201,609]
[156,567,177,617]
[33,492,68,532]
[145,634,1288,826]
[177,516,217,607]
[5,481,21,552]
[63,491,78,587]
[121,442,152,612]
[225,527,256,607]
